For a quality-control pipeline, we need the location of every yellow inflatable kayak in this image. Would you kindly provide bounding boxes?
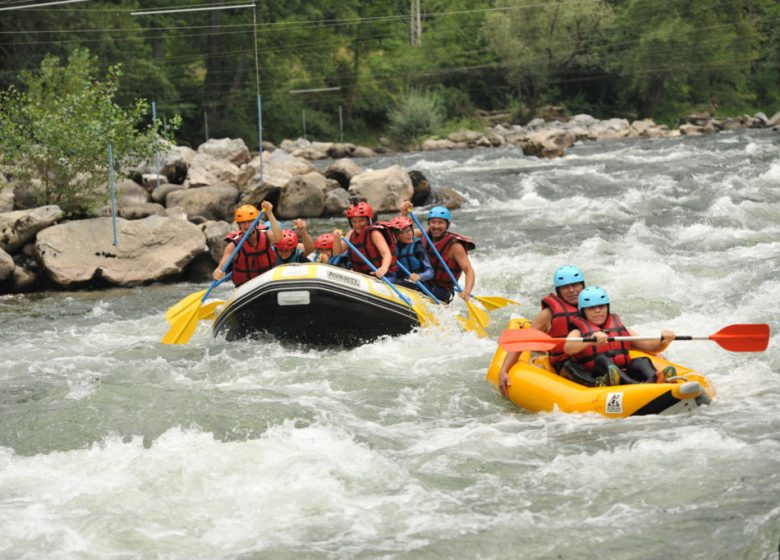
[486,318,716,417]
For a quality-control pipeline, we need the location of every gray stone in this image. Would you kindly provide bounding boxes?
[0,189,13,213]
[118,203,166,220]
[0,247,13,281]
[324,158,365,190]
[166,185,240,221]
[115,179,150,205]
[35,215,207,287]
[0,205,63,253]
[348,165,413,213]
[150,183,186,204]
[323,188,350,217]
[187,154,242,188]
[278,175,325,219]
[201,220,232,263]
[197,137,251,165]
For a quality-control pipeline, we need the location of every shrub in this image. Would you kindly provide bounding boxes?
[387,90,444,145]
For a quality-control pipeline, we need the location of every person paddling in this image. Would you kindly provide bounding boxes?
[498,265,585,398]
[562,287,676,386]
[399,201,475,303]
[336,201,397,278]
[390,215,433,290]
[313,232,349,268]
[213,201,281,287]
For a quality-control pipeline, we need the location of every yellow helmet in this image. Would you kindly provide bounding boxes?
[235,204,259,223]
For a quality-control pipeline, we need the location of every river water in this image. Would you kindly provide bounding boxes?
[1,130,778,559]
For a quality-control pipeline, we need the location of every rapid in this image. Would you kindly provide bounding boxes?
[1,130,778,559]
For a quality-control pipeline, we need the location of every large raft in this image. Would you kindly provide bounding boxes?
[213,263,433,347]
[486,318,716,417]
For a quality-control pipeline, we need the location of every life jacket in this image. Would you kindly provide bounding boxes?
[569,313,632,371]
[541,293,580,366]
[224,228,277,287]
[274,246,305,264]
[423,231,475,293]
[397,238,424,275]
[348,223,398,275]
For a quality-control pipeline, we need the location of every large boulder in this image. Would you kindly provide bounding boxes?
[348,165,413,213]
[135,144,196,185]
[264,149,317,176]
[327,143,356,159]
[201,220,232,263]
[35,215,207,287]
[277,174,325,219]
[408,170,431,207]
[0,247,13,281]
[0,205,63,253]
[197,137,251,165]
[187,154,242,188]
[421,138,457,151]
[767,112,780,128]
[324,158,365,190]
[166,185,240,221]
[323,188,350,217]
[116,179,150,205]
[521,129,576,158]
[0,189,13,213]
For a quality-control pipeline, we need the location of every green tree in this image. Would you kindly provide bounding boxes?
[605,0,762,118]
[483,0,614,115]
[387,89,444,145]
[0,49,177,217]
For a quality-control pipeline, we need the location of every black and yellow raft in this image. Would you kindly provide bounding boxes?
[213,263,434,346]
[486,318,716,417]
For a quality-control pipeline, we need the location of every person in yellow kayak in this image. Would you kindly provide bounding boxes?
[562,286,676,386]
[213,201,282,287]
[335,201,397,278]
[498,265,586,398]
[399,201,475,303]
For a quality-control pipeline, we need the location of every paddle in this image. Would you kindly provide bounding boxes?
[161,211,265,345]
[406,211,490,328]
[393,260,442,304]
[165,272,231,324]
[498,324,770,353]
[341,236,428,325]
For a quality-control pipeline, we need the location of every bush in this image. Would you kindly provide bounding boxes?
[0,49,177,217]
[387,90,444,145]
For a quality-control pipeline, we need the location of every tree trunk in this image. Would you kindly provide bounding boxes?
[639,76,666,118]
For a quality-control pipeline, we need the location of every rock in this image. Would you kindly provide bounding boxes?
[118,203,166,220]
[352,146,377,158]
[201,220,232,263]
[187,154,242,188]
[629,119,656,137]
[324,158,365,190]
[0,189,13,213]
[767,112,780,128]
[323,188,350,217]
[264,149,317,176]
[484,131,505,146]
[753,112,769,127]
[422,138,457,151]
[327,143,356,159]
[521,129,576,158]
[12,182,38,210]
[526,118,546,129]
[150,183,186,204]
[0,205,63,253]
[197,137,251,165]
[165,206,189,221]
[277,175,325,219]
[447,130,484,144]
[136,144,196,185]
[166,185,240,222]
[348,165,413,213]
[183,252,217,283]
[569,114,599,126]
[408,170,431,207]
[0,247,13,281]
[116,179,150,205]
[8,264,38,292]
[140,174,166,192]
[679,123,705,136]
[687,111,712,126]
[428,188,467,210]
[35,215,207,287]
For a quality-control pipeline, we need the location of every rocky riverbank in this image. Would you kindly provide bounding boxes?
[1,111,778,294]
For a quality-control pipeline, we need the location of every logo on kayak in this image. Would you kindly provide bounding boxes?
[327,270,360,287]
[605,392,624,415]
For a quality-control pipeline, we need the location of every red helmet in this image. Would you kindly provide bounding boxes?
[391,216,413,231]
[275,229,298,251]
[346,202,374,220]
[315,233,335,250]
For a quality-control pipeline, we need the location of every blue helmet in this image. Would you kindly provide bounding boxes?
[428,206,451,223]
[578,286,609,312]
[553,265,585,289]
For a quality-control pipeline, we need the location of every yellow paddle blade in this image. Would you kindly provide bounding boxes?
[165,290,207,324]
[473,295,519,312]
[457,314,488,337]
[466,299,489,329]
[161,301,203,345]
[197,300,223,321]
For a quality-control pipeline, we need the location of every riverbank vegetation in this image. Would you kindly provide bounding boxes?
[1,0,778,147]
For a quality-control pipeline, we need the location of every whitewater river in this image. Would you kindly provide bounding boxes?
[1,130,778,559]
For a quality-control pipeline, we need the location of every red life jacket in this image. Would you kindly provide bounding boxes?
[224,228,277,287]
[541,293,579,366]
[348,224,398,275]
[569,313,632,371]
[423,231,475,292]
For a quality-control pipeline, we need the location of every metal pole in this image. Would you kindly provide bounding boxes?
[339,105,344,143]
[152,100,160,191]
[302,108,307,141]
[253,5,264,185]
[204,110,209,142]
[108,144,118,247]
